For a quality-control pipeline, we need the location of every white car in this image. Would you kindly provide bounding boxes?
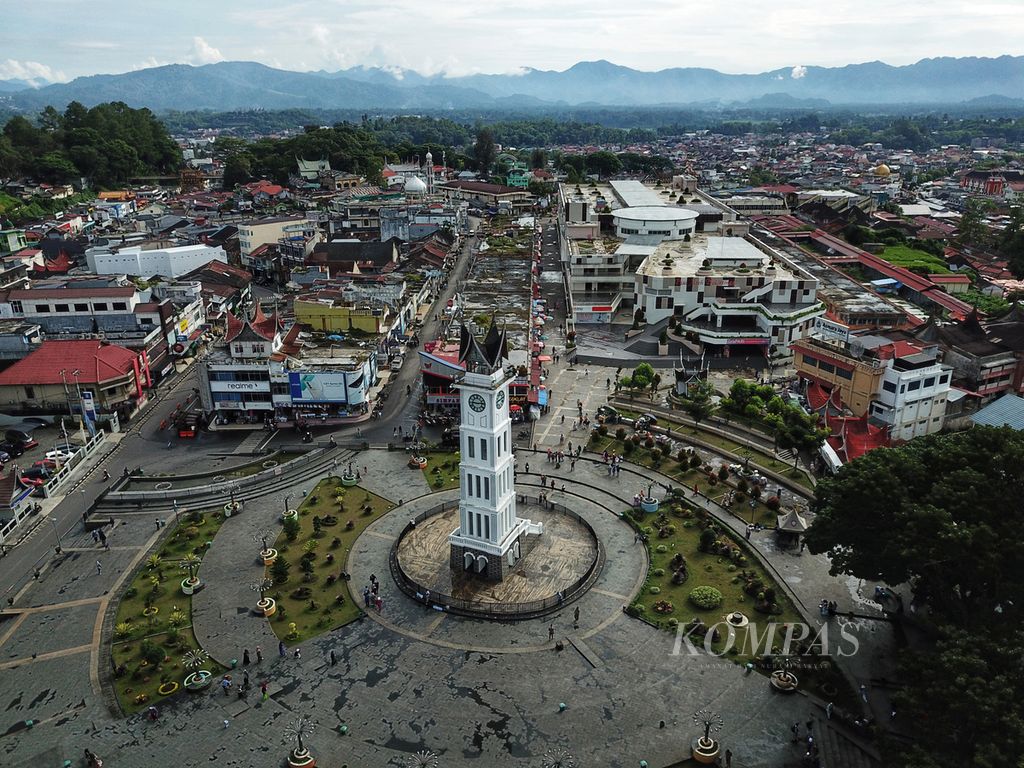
[46,448,77,463]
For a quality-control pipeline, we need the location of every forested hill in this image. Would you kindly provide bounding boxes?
[0,101,180,186]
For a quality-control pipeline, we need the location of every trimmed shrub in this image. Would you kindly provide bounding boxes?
[688,586,724,610]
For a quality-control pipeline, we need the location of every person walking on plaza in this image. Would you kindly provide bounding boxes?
[255,646,263,664]
[220,675,232,696]
[548,625,555,641]
[279,640,286,658]
[294,647,301,661]
[243,649,250,666]
[260,680,268,701]
[95,560,102,575]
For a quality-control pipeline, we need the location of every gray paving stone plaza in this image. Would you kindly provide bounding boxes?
[0,357,891,768]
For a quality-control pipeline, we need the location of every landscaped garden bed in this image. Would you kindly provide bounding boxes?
[110,509,228,713]
[624,493,855,709]
[266,478,393,645]
[420,450,461,490]
[587,429,781,526]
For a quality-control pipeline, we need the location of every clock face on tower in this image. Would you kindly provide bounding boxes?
[468,393,486,412]
[496,390,505,409]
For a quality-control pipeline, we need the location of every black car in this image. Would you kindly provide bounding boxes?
[0,441,25,458]
[21,466,50,480]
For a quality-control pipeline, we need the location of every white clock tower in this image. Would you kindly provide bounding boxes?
[449,322,539,581]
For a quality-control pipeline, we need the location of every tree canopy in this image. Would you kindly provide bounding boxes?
[1,102,180,186]
[806,426,1024,628]
[805,426,1024,767]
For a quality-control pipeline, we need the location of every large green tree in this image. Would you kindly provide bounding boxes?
[472,128,496,178]
[678,379,717,426]
[805,426,1024,628]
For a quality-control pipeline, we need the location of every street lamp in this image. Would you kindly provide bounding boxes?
[284,494,292,518]
[50,517,63,554]
[283,715,316,767]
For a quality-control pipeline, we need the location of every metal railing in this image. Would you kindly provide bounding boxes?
[389,499,605,619]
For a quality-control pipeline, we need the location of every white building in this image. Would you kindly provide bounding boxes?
[449,323,539,580]
[869,345,952,441]
[86,242,226,278]
[634,235,825,356]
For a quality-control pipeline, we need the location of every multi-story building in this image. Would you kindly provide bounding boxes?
[793,331,952,441]
[85,240,226,278]
[237,216,310,259]
[198,307,378,427]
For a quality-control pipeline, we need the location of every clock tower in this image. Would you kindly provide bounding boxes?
[450,322,539,581]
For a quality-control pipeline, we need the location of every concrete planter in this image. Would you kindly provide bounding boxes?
[691,737,720,764]
[256,597,277,617]
[282,510,298,522]
[260,548,278,566]
[287,748,316,768]
[224,501,242,518]
[770,669,799,693]
[340,474,358,487]
[658,343,669,356]
[180,577,201,596]
[639,496,660,514]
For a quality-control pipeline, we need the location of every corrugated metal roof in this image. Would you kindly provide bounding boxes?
[971,393,1024,430]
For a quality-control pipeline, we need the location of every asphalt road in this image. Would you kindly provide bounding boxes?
[0,363,242,601]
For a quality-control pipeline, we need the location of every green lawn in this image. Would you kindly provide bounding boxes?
[880,245,950,274]
[110,510,228,713]
[629,500,856,708]
[266,479,393,645]
[420,450,461,490]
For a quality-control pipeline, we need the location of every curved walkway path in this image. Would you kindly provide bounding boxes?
[192,448,433,665]
[347,488,647,653]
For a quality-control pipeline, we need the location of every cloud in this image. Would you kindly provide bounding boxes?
[187,37,224,65]
[0,58,66,84]
[790,65,808,79]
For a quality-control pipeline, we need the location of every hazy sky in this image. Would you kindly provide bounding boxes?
[2,0,1023,83]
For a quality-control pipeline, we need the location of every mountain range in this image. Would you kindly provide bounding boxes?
[2,56,1023,111]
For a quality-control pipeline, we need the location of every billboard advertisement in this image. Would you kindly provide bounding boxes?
[289,372,351,403]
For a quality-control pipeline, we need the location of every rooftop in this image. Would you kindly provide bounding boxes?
[0,339,138,385]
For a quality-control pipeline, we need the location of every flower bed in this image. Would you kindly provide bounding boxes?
[110,508,228,713]
[267,479,392,645]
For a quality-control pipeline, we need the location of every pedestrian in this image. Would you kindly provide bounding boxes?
[825,702,834,720]
[294,648,301,660]
[155,519,161,531]
[548,625,555,641]
[791,723,800,743]
[260,680,268,701]
[147,705,159,722]
[573,605,580,628]
[525,462,529,473]
[243,670,250,688]
[375,594,382,612]
[221,676,231,696]
[255,646,263,664]
[279,640,286,658]
[223,719,230,729]
[84,749,102,767]
[805,720,813,735]
[243,649,250,666]
[378,597,385,613]
[363,586,371,607]
[96,559,102,575]
[725,749,733,767]
[859,684,868,702]
[92,530,99,543]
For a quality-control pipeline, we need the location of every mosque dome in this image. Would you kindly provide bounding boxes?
[873,164,891,177]
[405,175,428,194]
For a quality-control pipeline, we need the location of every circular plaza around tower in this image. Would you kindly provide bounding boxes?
[392,498,603,618]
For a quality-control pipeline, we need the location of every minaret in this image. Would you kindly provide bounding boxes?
[425,150,434,194]
[449,321,537,580]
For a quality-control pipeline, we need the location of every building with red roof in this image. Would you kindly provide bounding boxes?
[0,339,148,416]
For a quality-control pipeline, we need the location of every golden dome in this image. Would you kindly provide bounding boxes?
[873,164,891,177]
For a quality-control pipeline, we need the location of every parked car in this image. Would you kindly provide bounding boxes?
[21,466,50,480]
[46,448,77,463]
[5,429,38,448]
[33,459,58,470]
[0,451,10,463]
[0,442,25,458]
